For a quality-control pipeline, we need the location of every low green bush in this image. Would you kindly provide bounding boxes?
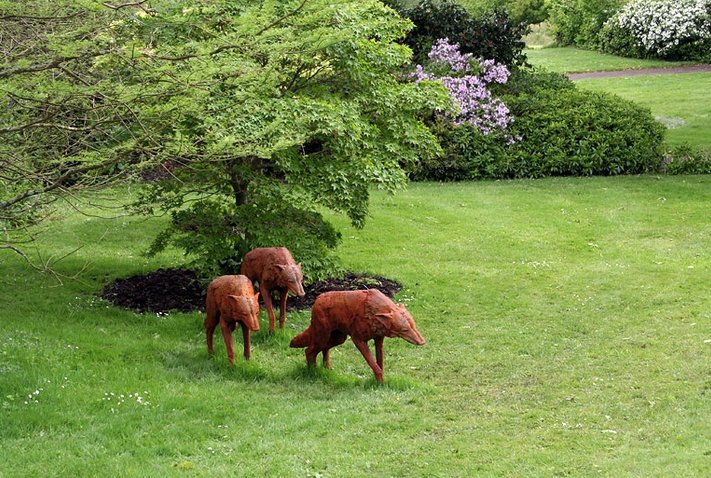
[661,145,711,174]
[411,69,666,180]
[503,86,665,177]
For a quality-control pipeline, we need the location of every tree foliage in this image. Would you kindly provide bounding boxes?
[387,0,528,66]
[0,1,144,270]
[547,0,625,48]
[1,0,448,279]
[459,0,549,26]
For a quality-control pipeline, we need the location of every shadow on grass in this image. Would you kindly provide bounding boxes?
[163,347,428,392]
[162,350,272,383]
[250,328,294,348]
[285,364,426,392]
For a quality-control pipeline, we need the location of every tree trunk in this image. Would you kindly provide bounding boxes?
[227,157,256,207]
[226,156,261,270]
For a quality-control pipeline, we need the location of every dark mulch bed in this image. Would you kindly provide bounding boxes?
[100,268,402,314]
[287,272,402,311]
[100,268,205,314]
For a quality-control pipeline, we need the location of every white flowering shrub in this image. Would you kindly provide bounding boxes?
[600,0,711,59]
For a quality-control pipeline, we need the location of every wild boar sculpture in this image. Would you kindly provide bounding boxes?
[241,247,305,333]
[290,289,425,383]
[204,275,260,363]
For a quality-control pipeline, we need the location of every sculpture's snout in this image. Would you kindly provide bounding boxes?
[291,282,306,298]
[402,329,426,346]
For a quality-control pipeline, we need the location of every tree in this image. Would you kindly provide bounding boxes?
[0,1,147,272]
[1,0,449,280]
[460,0,549,26]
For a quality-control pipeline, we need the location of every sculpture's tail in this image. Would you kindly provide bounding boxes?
[289,328,312,348]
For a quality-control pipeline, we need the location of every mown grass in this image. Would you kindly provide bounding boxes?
[2,178,711,476]
[525,46,695,73]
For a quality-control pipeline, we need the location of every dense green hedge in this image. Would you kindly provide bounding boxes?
[386,0,528,66]
[547,0,624,49]
[410,70,667,180]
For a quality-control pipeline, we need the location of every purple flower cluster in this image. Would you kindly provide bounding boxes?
[479,59,510,84]
[427,38,474,72]
[414,39,514,138]
[439,76,512,131]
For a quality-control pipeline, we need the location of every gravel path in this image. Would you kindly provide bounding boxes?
[568,64,711,80]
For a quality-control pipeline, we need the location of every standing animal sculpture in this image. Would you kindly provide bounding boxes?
[204,275,260,364]
[289,289,425,383]
[241,247,305,333]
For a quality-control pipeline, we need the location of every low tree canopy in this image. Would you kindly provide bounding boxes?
[1,0,449,278]
[1,1,139,270]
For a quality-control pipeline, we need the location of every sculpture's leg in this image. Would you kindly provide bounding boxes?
[322,331,347,369]
[260,284,277,333]
[352,338,383,383]
[204,310,219,355]
[279,290,288,329]
[220,321,235,364]
[374,336,384,371]
[241,323,251,360]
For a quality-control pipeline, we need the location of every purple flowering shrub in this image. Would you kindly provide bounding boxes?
[413,39,514,139]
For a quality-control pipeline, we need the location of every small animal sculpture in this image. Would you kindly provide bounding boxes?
[240,247,305,333]
[204,275,260,364]
[289,289,425,383]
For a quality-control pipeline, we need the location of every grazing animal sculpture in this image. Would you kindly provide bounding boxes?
[204,275,260,364]
[241,247,305,333]
[290,289,425,383]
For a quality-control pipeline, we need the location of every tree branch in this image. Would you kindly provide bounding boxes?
[0,122,97,134]
[0,12,85,22]
[143,0,310,62]
[102,1,155,14]
[0,49,114,79]
[0,154,126,211]
[1,240,93,286]
[255,0,310,36]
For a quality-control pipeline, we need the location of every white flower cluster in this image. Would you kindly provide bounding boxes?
[609,0,711,55]
[102,391,151,412]
[24,388,43,405]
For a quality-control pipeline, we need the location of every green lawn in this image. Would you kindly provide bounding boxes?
[525,47,695,74]
[575,73,711,149]
[2,178,710,476]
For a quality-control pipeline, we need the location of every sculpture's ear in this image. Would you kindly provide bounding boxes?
[374,312,393,326]
[296,262,302,269]
[254,292,260,301]
[397,303,406,310]
[227,295,240,305]
[275,264,286,271]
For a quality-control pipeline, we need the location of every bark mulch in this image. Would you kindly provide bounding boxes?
[100,269,402,314]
